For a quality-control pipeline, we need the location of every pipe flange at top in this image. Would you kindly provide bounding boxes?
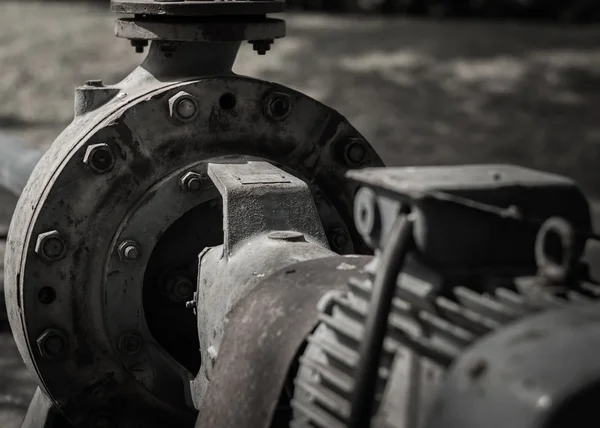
[110,0,285,17]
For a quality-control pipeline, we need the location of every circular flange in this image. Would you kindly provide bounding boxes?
[110,0,285,16]
[6,76,382,425]
[115,17,285,42]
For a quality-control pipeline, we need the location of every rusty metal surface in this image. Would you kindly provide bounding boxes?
[115,17,286,42]
[196,255,372,428]
[2,5,600,428]
[209,161,328,253]
[192,161,335,407]
[110,0,285,16]
[5,67,381,426]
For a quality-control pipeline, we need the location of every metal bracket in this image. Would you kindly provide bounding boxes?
[208,161,328,255]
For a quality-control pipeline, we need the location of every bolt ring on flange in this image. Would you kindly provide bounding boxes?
[6,77,382,425]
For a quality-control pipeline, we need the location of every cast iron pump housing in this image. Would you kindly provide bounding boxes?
[5,2,600,428]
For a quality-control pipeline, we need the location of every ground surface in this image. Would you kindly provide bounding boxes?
[0,2,599,426]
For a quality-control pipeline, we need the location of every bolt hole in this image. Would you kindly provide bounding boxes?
[219,93,236,110]
[38,287,56,304]
[543,229,564,266]
[268,95,291,120]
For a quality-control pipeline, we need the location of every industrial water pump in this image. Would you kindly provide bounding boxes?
[4,1,600,428]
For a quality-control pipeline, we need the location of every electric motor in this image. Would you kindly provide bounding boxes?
[4,2,600,428]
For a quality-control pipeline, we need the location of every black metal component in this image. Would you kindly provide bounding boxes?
[348,165,592,274]
[250,39,275,55]
[348,215,414,428]
[195,255,372,428]
[130,39,149,54]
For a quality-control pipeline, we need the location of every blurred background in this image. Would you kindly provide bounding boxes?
[0,1,599,427]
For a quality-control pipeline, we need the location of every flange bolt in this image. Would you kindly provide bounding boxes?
[37,328,67,358]
[83,143,116,174]
[265,93,292,121]
[344,138,368,166]
[180,171,204,192]
[169,91,199,123]
[250,39,273,55]
[331,228,350,252]
[167,276,195,302]
[130,39,148,54]
[119,241,140,261]
[118,332,143,356]
[35,230,67,262]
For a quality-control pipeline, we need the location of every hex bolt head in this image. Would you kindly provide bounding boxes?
[344,138,368,166]
[331,228,349,251]
[118,241,140,261]
[35,230,67,262]
[169,91,199,123]
[250,39,273,55]
[83,143,116,174]
[37,328,67,358]
[265,92,292,121]
[130,39,149,54]
[118,332,143,356]
[180,171,204,192]
[166,276,195,302]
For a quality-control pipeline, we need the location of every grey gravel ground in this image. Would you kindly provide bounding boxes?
[0,2,599,427]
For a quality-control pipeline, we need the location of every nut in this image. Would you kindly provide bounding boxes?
[344,138,368,166]
[169,91,199,123]
[35,230,67,262]
[118,241,140,261]
[331,228,349,251]
[166,276,195,302]
[250,39,273,55]
[180,171,204,192]
[37,328,67,357]
[118,332,143,356]
[130,39,148,54]
[83,143,116,174]
[265,92,292,121]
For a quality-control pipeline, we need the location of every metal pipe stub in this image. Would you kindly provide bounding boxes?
[111,1,286,52]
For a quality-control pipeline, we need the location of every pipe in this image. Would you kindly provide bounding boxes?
[0,132,43,198]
